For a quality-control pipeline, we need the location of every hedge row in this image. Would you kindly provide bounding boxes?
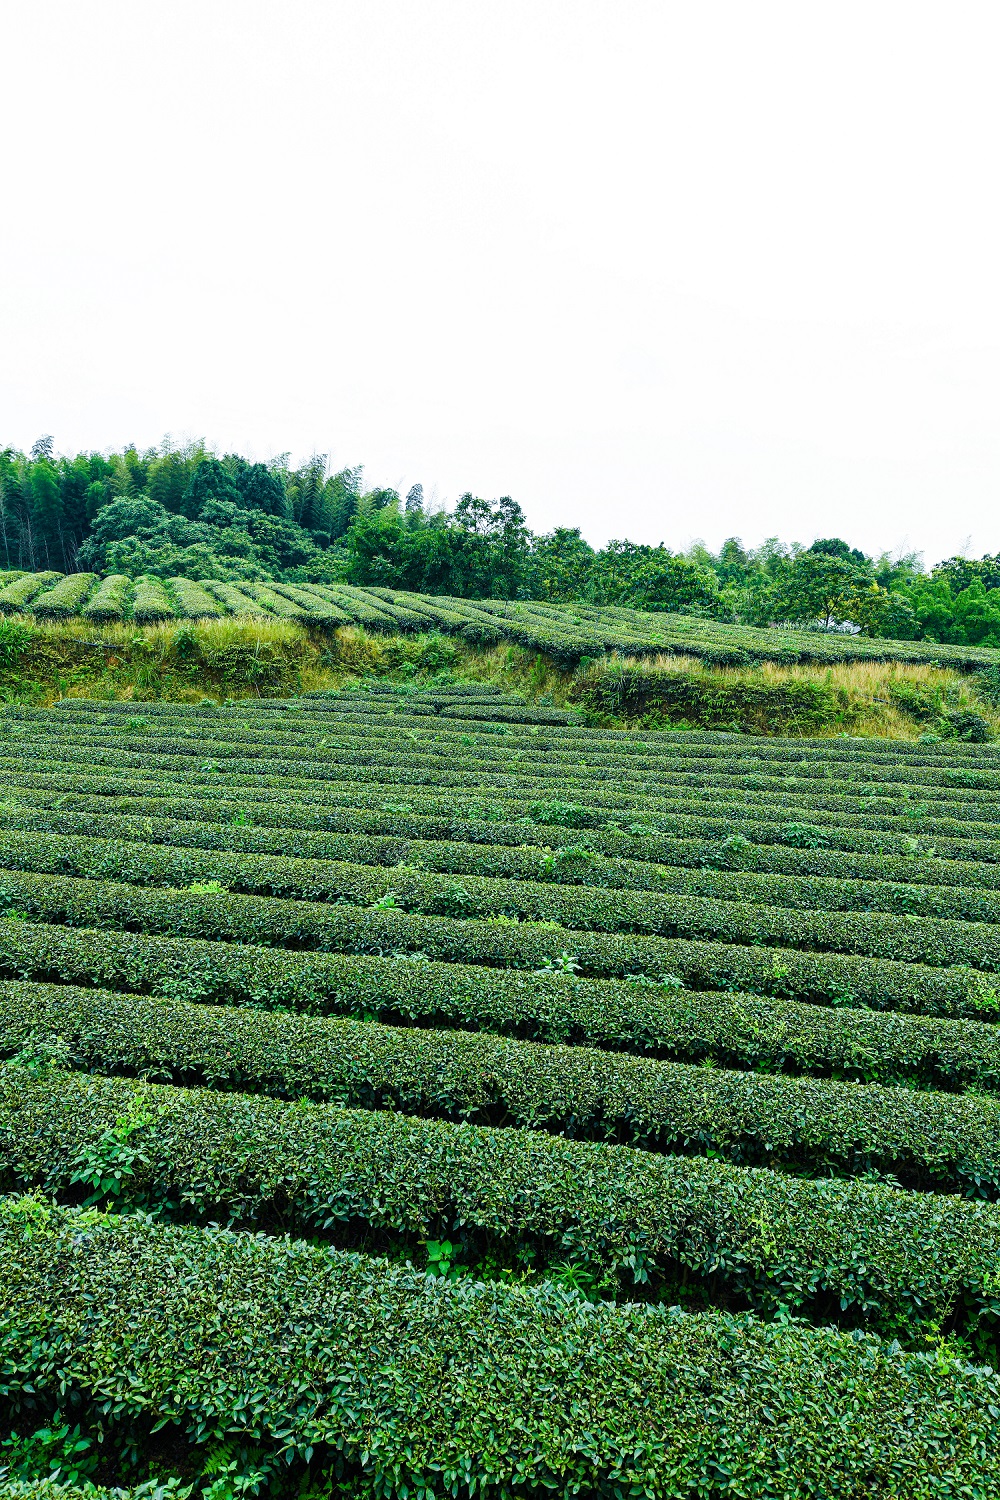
[80,573,130,622]
[166,577,223,619]
[355,585,455,630]
[204,579,269,616]
[23,710,1000,800]
[5,811,999,923]
[28,574,97,619]
[240,582,307,619]
[5,834,1000,972]
[20,719,1000,809]
[47,689,1000,755]
[268,583,352,623]
[311,583,402,628]
[7,979,1000,1181]
[561,601,1000,670]
[130,575,173,623]
[5,1198,998,1496]
[7,562,1000,667]
[0,573,62,613]
[4,864,1000,989]
[0,1487,144,1500]
[7,1063,1000,1334]
[7,782,1000,893]
[0,907,992,1053]
[6,958,1000,1092]
[8,751,1000,863]
[366,586,476,630]
[8,764,999,870]
[9,726,1000,834]
[29,699,1000,795]
[11,726,1000,837]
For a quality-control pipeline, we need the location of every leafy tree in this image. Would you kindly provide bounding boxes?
[286,454,329,531]
[774,550,870,627]
[147,448,198,514]
[27,457,65,566]
[327,467,364,540]
[950,581,1000,644]
[232,461,288,517]
[529,528,597,601]
[591,541,718,613]
[933,554,1000,594]
[716,537,749,584]
[809,537,868,566]
[180,458,241,520]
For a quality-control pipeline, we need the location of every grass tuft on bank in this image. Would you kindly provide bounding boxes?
[1,613,998,739]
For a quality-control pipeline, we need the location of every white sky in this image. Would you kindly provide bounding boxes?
[2,1,999,563]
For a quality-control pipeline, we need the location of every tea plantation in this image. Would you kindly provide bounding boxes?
[2,568,1000,668]
[3,684,1000,1494]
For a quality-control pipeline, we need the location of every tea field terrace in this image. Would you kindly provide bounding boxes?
[3,567,1000,668]
[2,685,1000,1493]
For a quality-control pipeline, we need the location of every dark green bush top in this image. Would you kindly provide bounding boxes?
[2,1197,1000,1496]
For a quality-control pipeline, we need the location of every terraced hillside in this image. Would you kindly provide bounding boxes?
[2,685,1000,1493]
[3,568,1000,667]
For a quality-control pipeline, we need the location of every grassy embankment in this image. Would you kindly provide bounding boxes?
[0,613,997,739]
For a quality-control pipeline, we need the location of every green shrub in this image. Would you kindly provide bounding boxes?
[5,1063,1000,1344]
[80,573,131,623]
[2,1198,999,1496]
[28,575,98,620]
[0,618,34,671]
[944,709,994,742]
[2,992,1000,1184]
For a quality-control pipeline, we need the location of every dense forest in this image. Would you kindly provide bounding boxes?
[2,436,999,644]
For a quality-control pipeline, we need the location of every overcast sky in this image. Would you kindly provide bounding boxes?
[2,1,998,562]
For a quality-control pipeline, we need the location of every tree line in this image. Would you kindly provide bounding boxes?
[1,437,998,644]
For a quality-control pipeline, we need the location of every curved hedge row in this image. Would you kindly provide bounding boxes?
[5,980,1000,1183]
[166,577,223,619]
[5,814,1000,923]
[80,572,130,622]
[266,583,352,624]
[20,721,1000,812]
[0,909,993,1060]
[6,1063,1000,1337]
[3,866,1000,997]
[204,579,269,615]
[2,1198,999,1496]
[0,572,61,613]
[7,756,1000,868]
[29,574,97,619]
[241,582,308,619]
[130,575,173,623]
[7,783,1000,891]
[6,562,1000,667]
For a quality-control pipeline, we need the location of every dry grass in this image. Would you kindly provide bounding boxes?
[2,615,997,739]
[578,653,1000,739]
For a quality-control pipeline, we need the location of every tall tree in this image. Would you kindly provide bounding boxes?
[234,462,288,517]
[180,457,242,520]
